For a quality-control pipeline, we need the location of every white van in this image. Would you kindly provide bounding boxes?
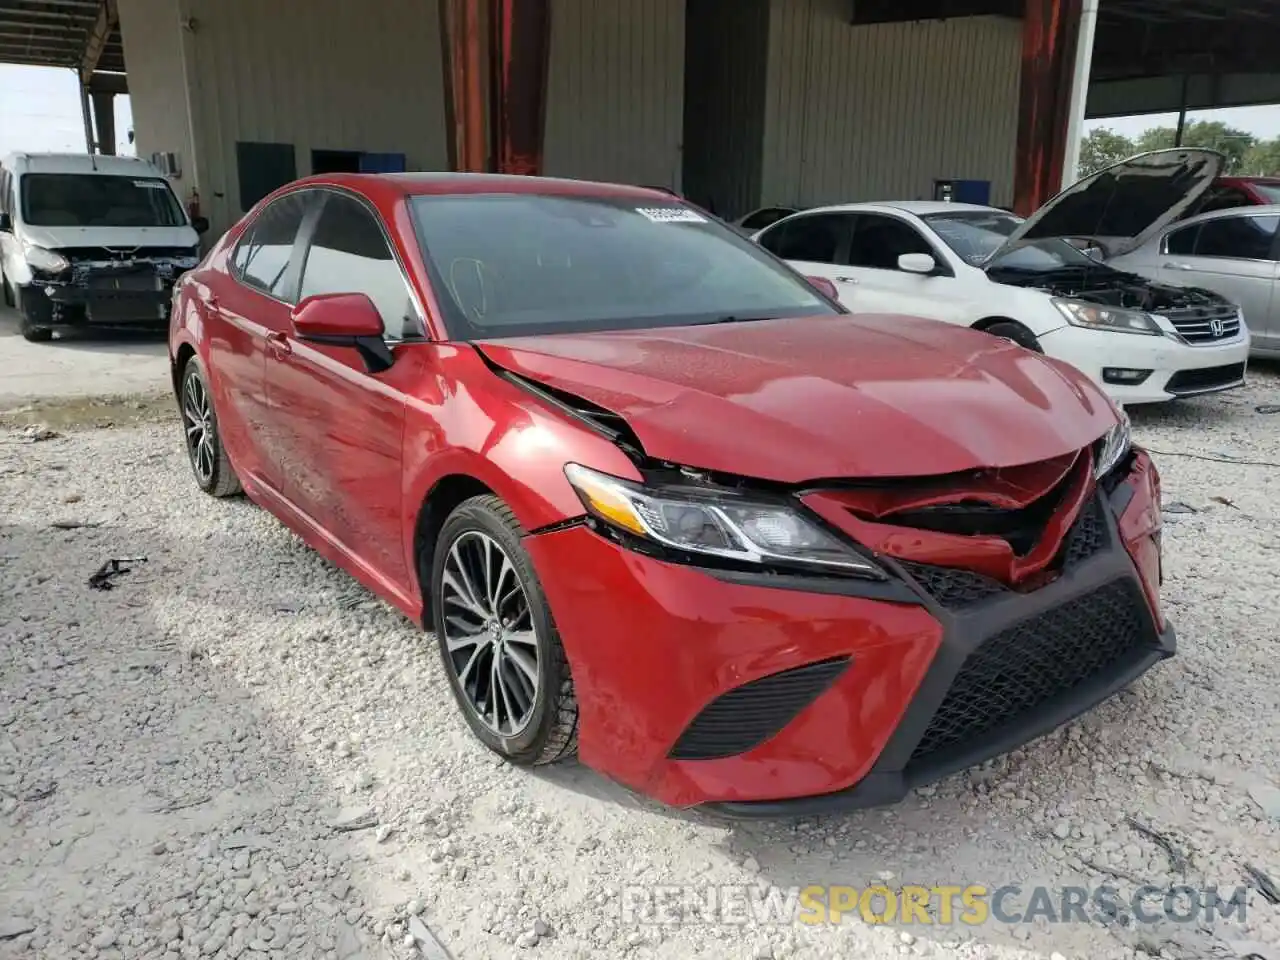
[0,153,209,342]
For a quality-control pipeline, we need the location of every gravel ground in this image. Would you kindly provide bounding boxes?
[2,366,1279,960]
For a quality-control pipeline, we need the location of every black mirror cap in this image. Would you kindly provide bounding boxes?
[191,215,210,235]
[0,212,12,232]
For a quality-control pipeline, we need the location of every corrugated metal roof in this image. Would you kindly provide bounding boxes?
[0,0,125,75]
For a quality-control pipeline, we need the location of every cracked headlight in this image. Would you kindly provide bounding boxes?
[1052,298,1163,336]
[22,242,69,275]
[564,463,885,578]
[1094,410,1132,479]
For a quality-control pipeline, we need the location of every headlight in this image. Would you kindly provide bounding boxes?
[564,463,885,578]
[1052,298,1162,336]
[22,242,69,275]
[1094,410,1132,479]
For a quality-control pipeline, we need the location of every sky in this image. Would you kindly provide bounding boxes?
[0,64,134,157]
[1,62,1278,159]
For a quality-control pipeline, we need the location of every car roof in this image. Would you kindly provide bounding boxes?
[1172,202,1280,229]
[287,171,676,204]
[2,152,162,176]
[791,200,1003,217]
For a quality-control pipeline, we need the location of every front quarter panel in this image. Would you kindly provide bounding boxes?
[399,343,641,585]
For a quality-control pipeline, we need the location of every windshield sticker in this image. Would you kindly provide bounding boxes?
[134,180,167,189]
[636,207,707,224]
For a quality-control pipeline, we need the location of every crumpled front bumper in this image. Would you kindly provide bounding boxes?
[525,449,1171,815]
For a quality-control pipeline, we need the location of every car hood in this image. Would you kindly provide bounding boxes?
[18,223,199,252]
[475,315,1118,483]
[990,148,1224,260]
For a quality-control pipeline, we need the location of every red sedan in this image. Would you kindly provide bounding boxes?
[169,173,1173,816]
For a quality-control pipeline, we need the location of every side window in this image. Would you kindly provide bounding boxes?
[758,214,849,264]
[232,192,310,300]
[298,193,420,340]
[1193,215,1280,261]
[1166,224,1198,256]
[847,214,935,270]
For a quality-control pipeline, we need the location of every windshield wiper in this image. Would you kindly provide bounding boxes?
[698,314,778,326]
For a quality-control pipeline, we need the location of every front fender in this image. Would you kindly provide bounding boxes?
[399,345,641,594]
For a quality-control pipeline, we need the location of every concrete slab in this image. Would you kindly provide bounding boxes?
[0,304,171,411]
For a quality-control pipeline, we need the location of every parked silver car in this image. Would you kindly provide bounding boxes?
[1110,204,1280,359]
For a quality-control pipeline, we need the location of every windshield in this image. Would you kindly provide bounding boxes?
[409,194,838,339]
[20,173,187,228]
[923,210,1100,272]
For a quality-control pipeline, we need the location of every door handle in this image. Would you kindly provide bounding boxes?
[835,276,859,284]
[1163,262,1193,271]
[265,332,292,358]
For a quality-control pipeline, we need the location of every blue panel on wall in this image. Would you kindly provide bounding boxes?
[359,153,408,173]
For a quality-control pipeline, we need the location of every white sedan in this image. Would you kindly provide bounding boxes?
[753,149,1252,405]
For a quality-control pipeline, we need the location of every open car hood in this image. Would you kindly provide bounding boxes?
[990,148,1225,260]
[475,315,1118,484]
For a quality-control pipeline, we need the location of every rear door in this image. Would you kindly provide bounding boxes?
[1159,213,1279,348]
[756,212,854,298]
[209,189,316,491]
[264,188,424,595]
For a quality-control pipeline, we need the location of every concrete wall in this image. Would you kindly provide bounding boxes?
[116,0,194,190]
[543,0,685,189]
[762,0,1022,208]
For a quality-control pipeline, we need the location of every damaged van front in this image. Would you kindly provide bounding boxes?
[0,152,208,343]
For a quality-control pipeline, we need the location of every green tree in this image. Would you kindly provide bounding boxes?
[1240,138,1280,176]
[1079,128,1135,176]
[1134,121,1256,172]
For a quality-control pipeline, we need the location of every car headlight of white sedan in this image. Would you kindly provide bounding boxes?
[1052,298,1163,336]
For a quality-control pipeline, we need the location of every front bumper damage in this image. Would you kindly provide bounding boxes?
[527,445,1171,814]
[21,249,199,329]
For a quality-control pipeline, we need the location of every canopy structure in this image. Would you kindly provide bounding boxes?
[0,0,126,152]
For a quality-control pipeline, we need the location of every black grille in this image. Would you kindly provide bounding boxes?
[669,657,850,761]
[1160,304,1240,344]
[61,245,196,262]
[1166,363,1246,396]
[908,580,1153,766]
[87,270,159,292]
[898,561,1007,609]
[1062,497,1107,567]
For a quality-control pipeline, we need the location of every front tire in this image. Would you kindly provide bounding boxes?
[179,357,242,497]
[15,286,53,342]
[431,495,578,766]
[980,319,1042,353]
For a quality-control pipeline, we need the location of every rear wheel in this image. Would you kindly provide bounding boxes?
[431,495,578,766]
[980,319,1042,353]
[180,357,242,497]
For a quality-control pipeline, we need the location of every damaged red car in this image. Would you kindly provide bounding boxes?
[169,173,1173,815]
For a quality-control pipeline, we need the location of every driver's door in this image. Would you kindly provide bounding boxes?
[264,189,425,595]
[837,213,969,324]
[756,212,854,299]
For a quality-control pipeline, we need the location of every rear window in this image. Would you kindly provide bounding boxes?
[20,173,186,228]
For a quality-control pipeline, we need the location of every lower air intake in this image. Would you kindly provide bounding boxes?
[669,657,851,761]
[908,579,1153,766]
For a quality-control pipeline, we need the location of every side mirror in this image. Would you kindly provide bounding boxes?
[898,253,937,275]
[291,293,393,373]
[0,212,11,232]
[191,215,210,235]
[806,275,839,301]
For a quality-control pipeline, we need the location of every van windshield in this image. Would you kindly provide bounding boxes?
[20,173,186,228]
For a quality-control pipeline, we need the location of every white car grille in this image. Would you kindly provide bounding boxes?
[1158,304,1241,345]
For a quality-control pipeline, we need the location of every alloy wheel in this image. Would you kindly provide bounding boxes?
[182,371,216,486]
[440,530,541,737]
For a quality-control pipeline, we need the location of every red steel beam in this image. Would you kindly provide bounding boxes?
[440,0,487,172]
[488,0,551,176]
[1014,0,1084,215]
